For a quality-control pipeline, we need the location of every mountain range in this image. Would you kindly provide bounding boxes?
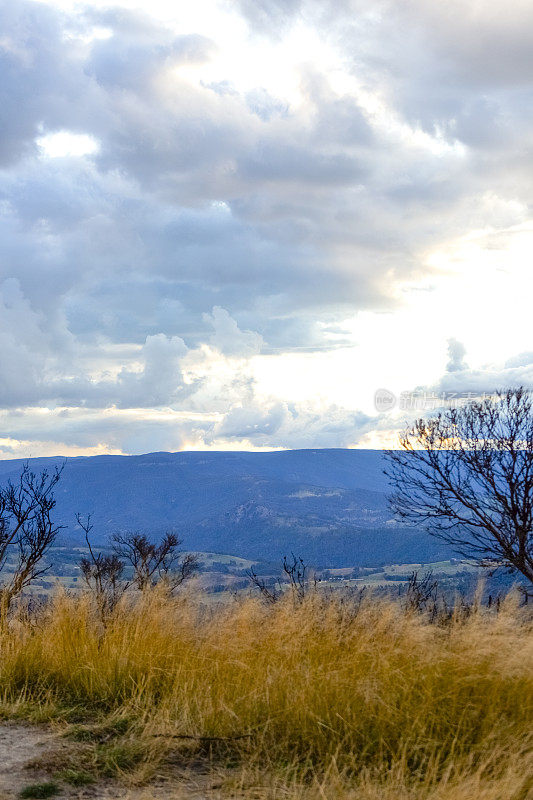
[0,450,454,567]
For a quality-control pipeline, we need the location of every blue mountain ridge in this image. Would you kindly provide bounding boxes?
[0,449,453,567]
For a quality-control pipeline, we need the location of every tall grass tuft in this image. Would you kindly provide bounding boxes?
[0,587,531,798]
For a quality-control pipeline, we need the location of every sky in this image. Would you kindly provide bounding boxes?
[1,0,532,457]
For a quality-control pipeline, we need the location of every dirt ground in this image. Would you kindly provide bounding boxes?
[0,723,225,800]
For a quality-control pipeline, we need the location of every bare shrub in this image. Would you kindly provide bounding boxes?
[112,531,198,592]
[76,514,126,616]
[404,570,440,616]
[248,554,317,603]
[0,463,64,612]
[76,517,198,617]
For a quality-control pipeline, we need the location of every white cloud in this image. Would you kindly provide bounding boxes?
[204,306,264,357]
[436,361,533,396]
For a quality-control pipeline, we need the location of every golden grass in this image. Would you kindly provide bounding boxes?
[0,588,532,798]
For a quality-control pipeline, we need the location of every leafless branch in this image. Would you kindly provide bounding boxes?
[385,388,533,588]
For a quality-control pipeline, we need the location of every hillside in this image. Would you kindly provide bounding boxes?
[0,449,454,567]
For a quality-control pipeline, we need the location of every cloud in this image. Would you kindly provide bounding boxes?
[505,352,533,369]
[0,278,53,407]
[3,0,527,341]
[0,398,373,457]
[234,0,305,34]
[210,400,373,448]
[203,306,264,357]
[436,362,533,396]
[0,408,205,457]
[446,338,468,373]
[364,344,533,443]
[86,8,215,92]
[0,0,532,454]
[426,345,533,397]
[98,333,195,408]
[0,285,195,409]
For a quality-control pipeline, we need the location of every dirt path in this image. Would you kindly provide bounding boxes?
[0,723,58,798]
[0,723,219,799]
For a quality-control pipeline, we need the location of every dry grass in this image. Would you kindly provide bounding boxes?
[0,588,532,798]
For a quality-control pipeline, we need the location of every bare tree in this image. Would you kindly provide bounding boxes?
[282,553,315,601]
[248,554,316,603]
[112,531,198,592]
[76,514,126,615]
[0,463,64,611]
[404,570,439,614]
[385,388,533,588]
[247,566,280,603]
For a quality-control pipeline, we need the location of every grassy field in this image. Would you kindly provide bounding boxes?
[0,587,531,798]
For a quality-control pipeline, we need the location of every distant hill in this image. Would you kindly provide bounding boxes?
[0,450,453,567]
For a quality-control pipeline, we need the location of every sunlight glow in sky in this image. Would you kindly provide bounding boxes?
[37,131,100,158]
